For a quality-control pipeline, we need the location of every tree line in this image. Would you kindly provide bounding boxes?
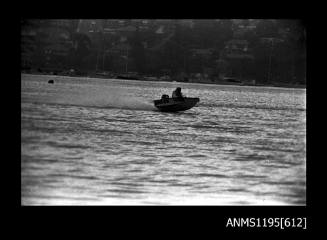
[21,19,306,84]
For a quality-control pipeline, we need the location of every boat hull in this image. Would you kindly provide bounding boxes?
[154,97,200,112]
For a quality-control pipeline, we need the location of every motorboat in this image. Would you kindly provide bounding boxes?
[154,95,200,112]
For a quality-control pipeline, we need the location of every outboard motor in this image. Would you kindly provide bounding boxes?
[161,94,169,103]
[161,94,169,99]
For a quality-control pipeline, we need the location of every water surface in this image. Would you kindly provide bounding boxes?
[21,74,306,205]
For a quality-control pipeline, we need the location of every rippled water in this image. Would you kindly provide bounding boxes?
[21,74,306,205]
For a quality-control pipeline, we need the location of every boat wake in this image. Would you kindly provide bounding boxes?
[47,87,156,111]
[200,102,305,112]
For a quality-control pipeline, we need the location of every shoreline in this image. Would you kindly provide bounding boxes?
[21,71,306,89]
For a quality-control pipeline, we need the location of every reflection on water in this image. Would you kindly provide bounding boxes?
[21,74,306,205]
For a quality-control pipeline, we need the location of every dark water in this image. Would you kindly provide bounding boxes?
[21,74,306,205]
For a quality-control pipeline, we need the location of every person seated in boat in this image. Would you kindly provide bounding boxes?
[172,87,184,100]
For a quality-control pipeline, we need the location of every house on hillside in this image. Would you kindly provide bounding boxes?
[191,48,214,57]
[77,19,104,33]
[189,48,216,79]
[219,39,255,81]
[21,21,74,70]
[21,28,38,69]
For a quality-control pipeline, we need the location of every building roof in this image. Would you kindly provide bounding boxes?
[21,30,37,36]
[116,25,137,32]
[155,26,165,34]
[191,48,214,55]
[111,43,132,51]
[226,39,249,45]
[226,53,254,60]
[44,44,70,56]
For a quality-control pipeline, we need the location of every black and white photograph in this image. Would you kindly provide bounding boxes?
[21,19,306,206]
